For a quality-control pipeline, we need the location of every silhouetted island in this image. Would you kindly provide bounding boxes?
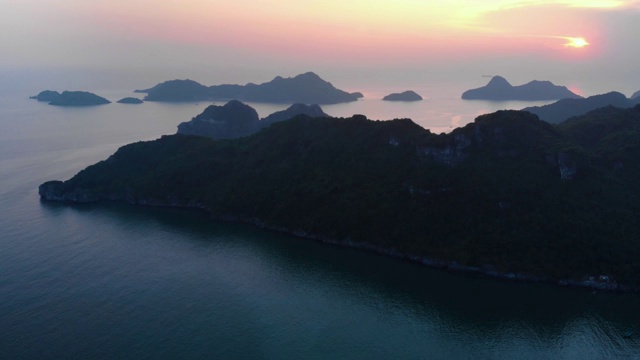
[461,76,581,101]
[383,91,423,101]
[48,91,111,106]
[522,92,640,123]
[177,101,329,140]
[136,72,360,104]
[351,92,364,99]
[30,90,61,102]
[117,97,143,104]
[39,105,640,292]
[632,90,640,99]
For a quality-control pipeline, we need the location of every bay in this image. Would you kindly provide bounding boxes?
[1,83,639,359]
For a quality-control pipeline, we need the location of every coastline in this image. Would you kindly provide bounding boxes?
[40,192,639,294]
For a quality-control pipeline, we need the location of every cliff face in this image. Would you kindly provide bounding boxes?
[39,108,640,287]
[462,76,581,101]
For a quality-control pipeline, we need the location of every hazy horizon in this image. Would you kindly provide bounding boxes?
[2,1,639,98]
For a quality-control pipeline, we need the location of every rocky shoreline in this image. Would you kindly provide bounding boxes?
[38,181,638,294]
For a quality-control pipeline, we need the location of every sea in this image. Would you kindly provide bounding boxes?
[1,72,640,359]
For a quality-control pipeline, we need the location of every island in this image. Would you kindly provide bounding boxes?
[350,92,364,99]
[30,90,61,102]
[48,91,111,106]
[117,97,143,104]
[136,72,361,104]
[177,101,329,140]
[382,91,423,101]
[461,76,582,101]
[632,90,640,99]
[39,105,640,292]
[522,92,640,123]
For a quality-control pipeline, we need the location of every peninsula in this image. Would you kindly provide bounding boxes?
[136,72,360,104]
[461,76,581,101]
[39,105,640,291]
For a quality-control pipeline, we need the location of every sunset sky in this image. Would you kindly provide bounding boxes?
[1,0,639,94]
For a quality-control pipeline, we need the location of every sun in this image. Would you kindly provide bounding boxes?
[565,37,589,48]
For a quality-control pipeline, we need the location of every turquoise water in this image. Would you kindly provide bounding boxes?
[1,86,640,359]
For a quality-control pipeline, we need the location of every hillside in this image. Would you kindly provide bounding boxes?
[522,92,640,124]
[39,107,640,290]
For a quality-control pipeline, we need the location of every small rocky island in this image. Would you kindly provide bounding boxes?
[30,90,111,106]
[462,76,581,101]
[117,97,143,104]
[523,92,640,123]
[39,105,640,292]
[30,90,61,102]
[177,101,329,140]
[135,72,360,104]
[383,91,423,101]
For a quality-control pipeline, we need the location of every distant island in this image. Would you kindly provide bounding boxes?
[39,105,640,292]
[350,92,364,99]
[382,91,423,101]
[117,97,143,104]
[461,76,582,101]
[30,90,61,102]
[31,90,110,106]
[135,72,360,104]
[522,92,640,123]
[632,90,640,99]
[177,101,329,140]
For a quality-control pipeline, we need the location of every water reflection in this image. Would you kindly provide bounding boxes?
[37,201,640,359]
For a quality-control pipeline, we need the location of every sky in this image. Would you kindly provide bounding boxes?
[1,0,639,95]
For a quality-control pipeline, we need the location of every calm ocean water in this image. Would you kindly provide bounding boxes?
[1,81,640,359]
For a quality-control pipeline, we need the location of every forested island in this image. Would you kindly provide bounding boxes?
[30,90,111,106]
[462,76,581,101]
[39,106,640,291]
[383,91,423,101]
[117,97,144,104]
[135,72,360,104]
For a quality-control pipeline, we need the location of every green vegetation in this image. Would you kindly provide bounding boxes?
[40,106,640,288]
